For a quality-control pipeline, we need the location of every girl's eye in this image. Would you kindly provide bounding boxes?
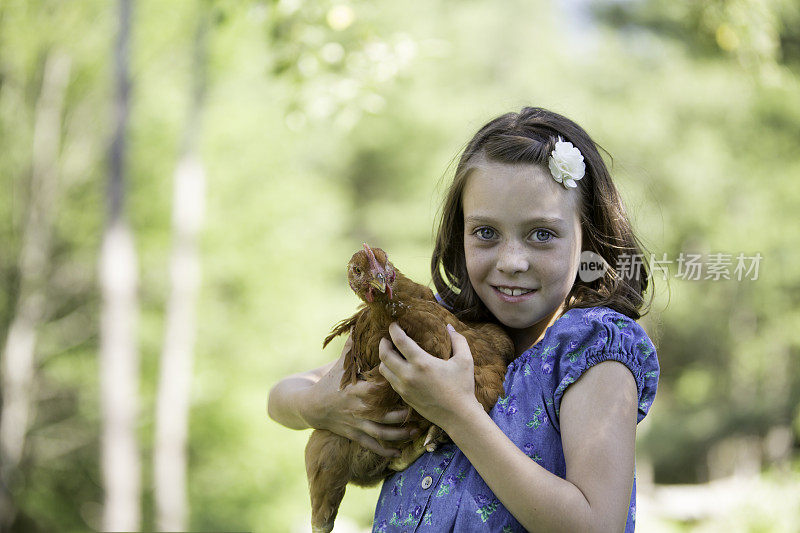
[474,227,496,240]
[531,229,554,242]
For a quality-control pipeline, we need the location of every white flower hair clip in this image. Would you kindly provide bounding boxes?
[548,137,585,189]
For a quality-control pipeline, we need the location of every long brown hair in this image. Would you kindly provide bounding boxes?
[431,107,652,321]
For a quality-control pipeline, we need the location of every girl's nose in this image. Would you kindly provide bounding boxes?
[496,241,530,274]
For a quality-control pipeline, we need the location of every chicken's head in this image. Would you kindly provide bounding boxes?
[347,243,396,303]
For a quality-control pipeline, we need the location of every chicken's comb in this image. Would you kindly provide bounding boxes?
[363,243,381,272]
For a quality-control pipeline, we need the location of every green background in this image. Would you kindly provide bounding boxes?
[1,0,799,531]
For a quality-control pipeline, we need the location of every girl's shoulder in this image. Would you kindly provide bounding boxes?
[551,305,649,337]
[526,305,659,424]
[541,305,655,356]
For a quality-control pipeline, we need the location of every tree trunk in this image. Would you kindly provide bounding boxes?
[153,7,209,531]
[0,49,71,529]
[100,0,141,530]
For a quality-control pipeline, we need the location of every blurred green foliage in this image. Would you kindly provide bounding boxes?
[1,0,799,531]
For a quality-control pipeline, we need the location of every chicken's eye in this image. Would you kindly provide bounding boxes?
[353,266,361,275]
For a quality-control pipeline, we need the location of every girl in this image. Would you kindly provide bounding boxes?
[268,107,659,532]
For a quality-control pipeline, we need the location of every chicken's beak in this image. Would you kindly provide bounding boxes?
[369,273,387,294]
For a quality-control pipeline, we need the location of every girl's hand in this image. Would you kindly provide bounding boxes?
[305,333,417,458]
[378,322,483,432]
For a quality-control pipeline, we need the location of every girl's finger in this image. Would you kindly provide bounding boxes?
[447,324,471,360]
[380,409,410,424]
[349,379,378,395]
[352,432,401,458]
[378,337,407,375]
[388,322,431,363]
[378,361,402,392]
[360,405,406,424]
[361,420,416,442]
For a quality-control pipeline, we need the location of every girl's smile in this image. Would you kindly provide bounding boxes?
[462,158,583,352]
[492,286,537,300]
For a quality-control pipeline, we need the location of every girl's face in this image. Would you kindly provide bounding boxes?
[462,159,582,350]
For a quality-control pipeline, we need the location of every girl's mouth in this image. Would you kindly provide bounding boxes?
[492,286,537,302]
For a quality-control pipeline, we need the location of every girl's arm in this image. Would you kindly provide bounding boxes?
[378,323,637,533]
[266,359,337,430]
[267,334,416,457]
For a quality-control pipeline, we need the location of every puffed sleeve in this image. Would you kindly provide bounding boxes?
[545,306,659,430]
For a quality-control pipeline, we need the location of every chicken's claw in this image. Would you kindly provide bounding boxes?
[389,426,436,471]
[423,425,439,453]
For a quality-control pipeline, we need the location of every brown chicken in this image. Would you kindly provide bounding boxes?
[305,244,514,533]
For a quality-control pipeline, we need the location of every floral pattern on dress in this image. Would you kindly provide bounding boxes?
[495,393,519,416]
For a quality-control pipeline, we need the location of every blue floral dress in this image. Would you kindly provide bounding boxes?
[371,306,659,532]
